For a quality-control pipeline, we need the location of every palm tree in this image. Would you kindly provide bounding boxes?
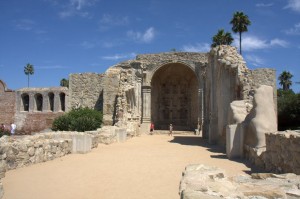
[278,71,293,91]
[60,78,69,88]
[24,63,34,88]
[230,11,251,55]
[211,29,234,47]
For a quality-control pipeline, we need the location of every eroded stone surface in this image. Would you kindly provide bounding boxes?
[180,164,300,199]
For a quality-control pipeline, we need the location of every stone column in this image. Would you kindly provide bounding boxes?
[54,92,61,112]
[142,85,151,123]
[136,78,142,123]
[29,93,34,112]
[43,93,49,112]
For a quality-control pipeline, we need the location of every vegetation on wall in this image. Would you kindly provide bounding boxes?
[52,107,103,132]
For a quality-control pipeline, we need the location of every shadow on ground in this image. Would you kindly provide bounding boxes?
[169,135,265,175]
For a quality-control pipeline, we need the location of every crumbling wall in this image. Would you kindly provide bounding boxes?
[245,130,300,175]
[205,46,251,145]
[69,73,104,110]
[0,80,15,126]
[14,87,68,133]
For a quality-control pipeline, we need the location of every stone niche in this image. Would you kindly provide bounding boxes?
[151,63,199,130]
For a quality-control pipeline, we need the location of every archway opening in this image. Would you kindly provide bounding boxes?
[48,92,54,111]
[60,93,65,112]
[21,93,29,111]
[35,93,43,111]
[151,63,199,131]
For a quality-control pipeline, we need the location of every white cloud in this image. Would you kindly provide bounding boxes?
[58,0,98,18]
[285,23,300,35]
[245,54,265,67]
[14,19,35,31]
[284,0,300,12]
[256,3,274,7]
[233,35,289,51]
[182,43,210,52]
[80,41,96,49]
[127,27,155,43]
[99,14,129,31]
[101,53,136,60]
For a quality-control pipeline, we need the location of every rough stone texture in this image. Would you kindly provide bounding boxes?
[14,87,68,133]
[0,80,15,126]
[244,85,277,148]
[245,131,300,175]
[180,164,300,199]
[205,46,251,145]
[69,73,104,111]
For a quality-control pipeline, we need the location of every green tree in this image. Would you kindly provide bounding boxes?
[278,71,293,91]
[24,63,34,88]
[277,89,300,130]
[60,78,69,88]
[211,29,234,47]
[230,11,251,55]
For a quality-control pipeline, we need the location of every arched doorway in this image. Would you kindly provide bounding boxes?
[151,63,199,130]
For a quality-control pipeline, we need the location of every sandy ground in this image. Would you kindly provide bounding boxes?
[2,134,255,199]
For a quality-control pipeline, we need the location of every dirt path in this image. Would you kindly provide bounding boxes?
[2,134,253,199]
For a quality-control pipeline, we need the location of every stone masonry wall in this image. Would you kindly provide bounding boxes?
[251,68,277,113]
[69,73,105,111]
[245,131,300,175]
[0,91,15,126]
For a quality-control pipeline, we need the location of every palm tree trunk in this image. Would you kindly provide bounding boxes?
[27,74,29,88]
[239,32,242,55]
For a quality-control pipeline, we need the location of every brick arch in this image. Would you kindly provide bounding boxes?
[0,80,7,93]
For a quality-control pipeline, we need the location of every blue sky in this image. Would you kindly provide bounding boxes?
[0,0,299,93]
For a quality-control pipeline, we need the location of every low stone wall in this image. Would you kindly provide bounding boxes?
[245,130,300,175]
[180,164,300,199]
[0,126,132,198]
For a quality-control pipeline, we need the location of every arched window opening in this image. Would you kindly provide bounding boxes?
[60,92,66,112]
[21,93,29,111]
[48,92,54,112]
[35,93,43,111]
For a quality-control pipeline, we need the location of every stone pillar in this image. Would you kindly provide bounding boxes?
[142,85,151,123]
[29,93,34,112]
[54,93,61,112]
[43,93,49,112]
[136,78,142,123]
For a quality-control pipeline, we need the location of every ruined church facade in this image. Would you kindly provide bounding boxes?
[68,46,277,145]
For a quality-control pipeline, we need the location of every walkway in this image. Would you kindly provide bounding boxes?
[2,134,254,199]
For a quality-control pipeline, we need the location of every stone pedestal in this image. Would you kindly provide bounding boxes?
[226,124,244,159]
[72,134,92,154]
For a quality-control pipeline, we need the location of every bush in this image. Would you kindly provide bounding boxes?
[277,89,300,130]
[52,107,103,132]
[0,127,11,138]
[52,115,70,131]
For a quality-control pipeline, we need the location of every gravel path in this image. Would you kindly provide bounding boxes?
[2,134,253,199]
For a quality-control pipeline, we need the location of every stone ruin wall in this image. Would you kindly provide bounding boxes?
[69,73,105,111]
[246,130,300,175]
[204,46,277,146]
[0,81,15,126]
[14,87,68,134]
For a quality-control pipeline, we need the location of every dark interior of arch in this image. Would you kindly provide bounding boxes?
[48,92,54,111]
[21,94,29,111]
[151,63,199,131]
[35,94,43,111]
[60,93,65,112]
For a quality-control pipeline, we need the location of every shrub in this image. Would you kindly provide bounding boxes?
[0,127,11,138]
[52,115,70,131]
[52,107,103,132]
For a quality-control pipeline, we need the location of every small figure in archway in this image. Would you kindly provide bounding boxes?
[169,124,173,136]
[150,122,154,135]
